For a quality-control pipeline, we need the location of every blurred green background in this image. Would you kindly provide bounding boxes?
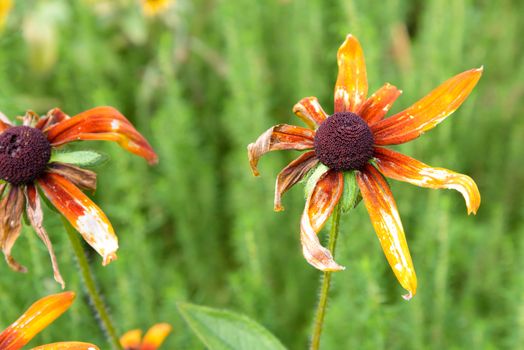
[0,0,523,349]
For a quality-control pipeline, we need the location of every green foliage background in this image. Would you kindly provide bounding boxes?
[0,0,523,349]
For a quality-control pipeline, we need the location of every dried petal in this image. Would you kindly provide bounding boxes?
[334,34,368,113]
[0,186,26,273]
[22,111,40,127]
[292,97,328,129]
[47,162,97,191]
[36,108,71,131]
[0,292,75,350]
[274,151,319,211]
[372,68,483,145]
[374,147,480,214]
[38,173,118,265]
[31,342,100,350]
[356,164,417,299]
[358,83,402,125]
[25,184,65,288]
[300,170,345,271]
[45,106,158,164]
[247,124,315,176]
[141,323,172,350]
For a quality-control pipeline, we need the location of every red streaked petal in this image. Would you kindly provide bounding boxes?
[374,147,480,214]
[45,106,158,164]
[292,97,328,129]
[141,323,172,350]
[38,173,118,265]
[25,184,65,288]
[120,329,142,350]
[300,170,345,271]
[31,342,100,350]
[372,68,483,145]
[0,292,75,350]
[358,83,402,125]
[0,186,26,273]
[35,108,71,131]
[274,151,319,211]
[356,164,417,299]
[247,124,315,176]
[334,34,368,113]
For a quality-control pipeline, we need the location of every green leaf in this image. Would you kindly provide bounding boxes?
[340,171,360,214]
[177,302,287,350]
[304,163,329,199]
[50,150,109,168]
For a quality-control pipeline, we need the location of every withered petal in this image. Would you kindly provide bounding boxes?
[47,163,97,192]
[36,108,71,131]
[358,83,402,125]
[0,186,26,273]
[292,97,328,129]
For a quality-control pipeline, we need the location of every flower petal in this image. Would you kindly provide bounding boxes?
[374,147,480,214]
[141,323,172,350]
[120,329,142,350]
[0,186,26,273]
[292,97,328,129]
[274,151,319,211]
[47,162,97,192]
[247,124,315,176]
[356,164,417,299]
[358,83,402,125]
[38,173,118,265]
[334,34,368,113]
[25,184,65,288]
[0,292,75,350]
[300,170,345,271]
[31,342,100,350]
[371,68,483,145]
[35,108,71,131]
[0,111,13,132]
[45,106,158,164]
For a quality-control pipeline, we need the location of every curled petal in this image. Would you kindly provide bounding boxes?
[274,151,319,211]
[372,68,483,145]
[25,184,65,288]
[300,170,345,271]
[0,111,12,132]
[292,97,328,129]
[247,124,315,176]
[38,173,118,265]
[0,186,26,273]
[356,164,417,299]
[358,83,402,125]
[45,106,158,164]
[0,292,75,350]
[47,162,97,191]
[35,108,71,131]
[120,329,142,350]
[334,34,368,113]
[32,342,100,350]
[374,147,480,214]
[141,323,172,350]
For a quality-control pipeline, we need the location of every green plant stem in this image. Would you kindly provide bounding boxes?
[310,203,341,350]
[63,218,123,350]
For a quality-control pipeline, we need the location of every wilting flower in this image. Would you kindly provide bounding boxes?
[0,107,157,287]
[141,0,171,16]
[120,323,172,350]
[0,0,12,30]
[0,292,100,350]
[248,34,482,299]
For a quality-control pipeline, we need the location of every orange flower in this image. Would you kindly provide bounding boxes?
[120,323,172,350]
[0,292,100,350]
[0,107,157,287]
[248,34,482,299]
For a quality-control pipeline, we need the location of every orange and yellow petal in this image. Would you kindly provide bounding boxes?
[45,106,158,165]
[356,164,417,299]
[32,342,100,350]
[274,151,319,211]
[300,169,345,271]
[371,67,483,145]
[0,292,75,350]
[292,97,328,129]
[38,173,118,265]
[120,329,142,350]
[374,147,480,214]
[0,111,12,131]
[35,108,71,131]
[358,83,402,125]
[247,124,315,176]
[141,323,172,350]
[334,34,368,113]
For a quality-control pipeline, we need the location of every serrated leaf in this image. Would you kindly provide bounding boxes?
[50,150,109,168]
[177,302,287,350]
[304,163,329,199]
[341,171,360,213]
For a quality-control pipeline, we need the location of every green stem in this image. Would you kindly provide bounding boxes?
[63,218,123,350]
[310,203,341,350]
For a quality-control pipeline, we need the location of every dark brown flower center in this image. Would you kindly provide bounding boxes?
[0,126,51,185]
[314,112,374,171]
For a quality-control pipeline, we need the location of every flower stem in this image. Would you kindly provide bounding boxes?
[310,203,341,350]
[63,218,123,350]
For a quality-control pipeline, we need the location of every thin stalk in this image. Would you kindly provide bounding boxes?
[310,203,341,350]
[63,218,123,350]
